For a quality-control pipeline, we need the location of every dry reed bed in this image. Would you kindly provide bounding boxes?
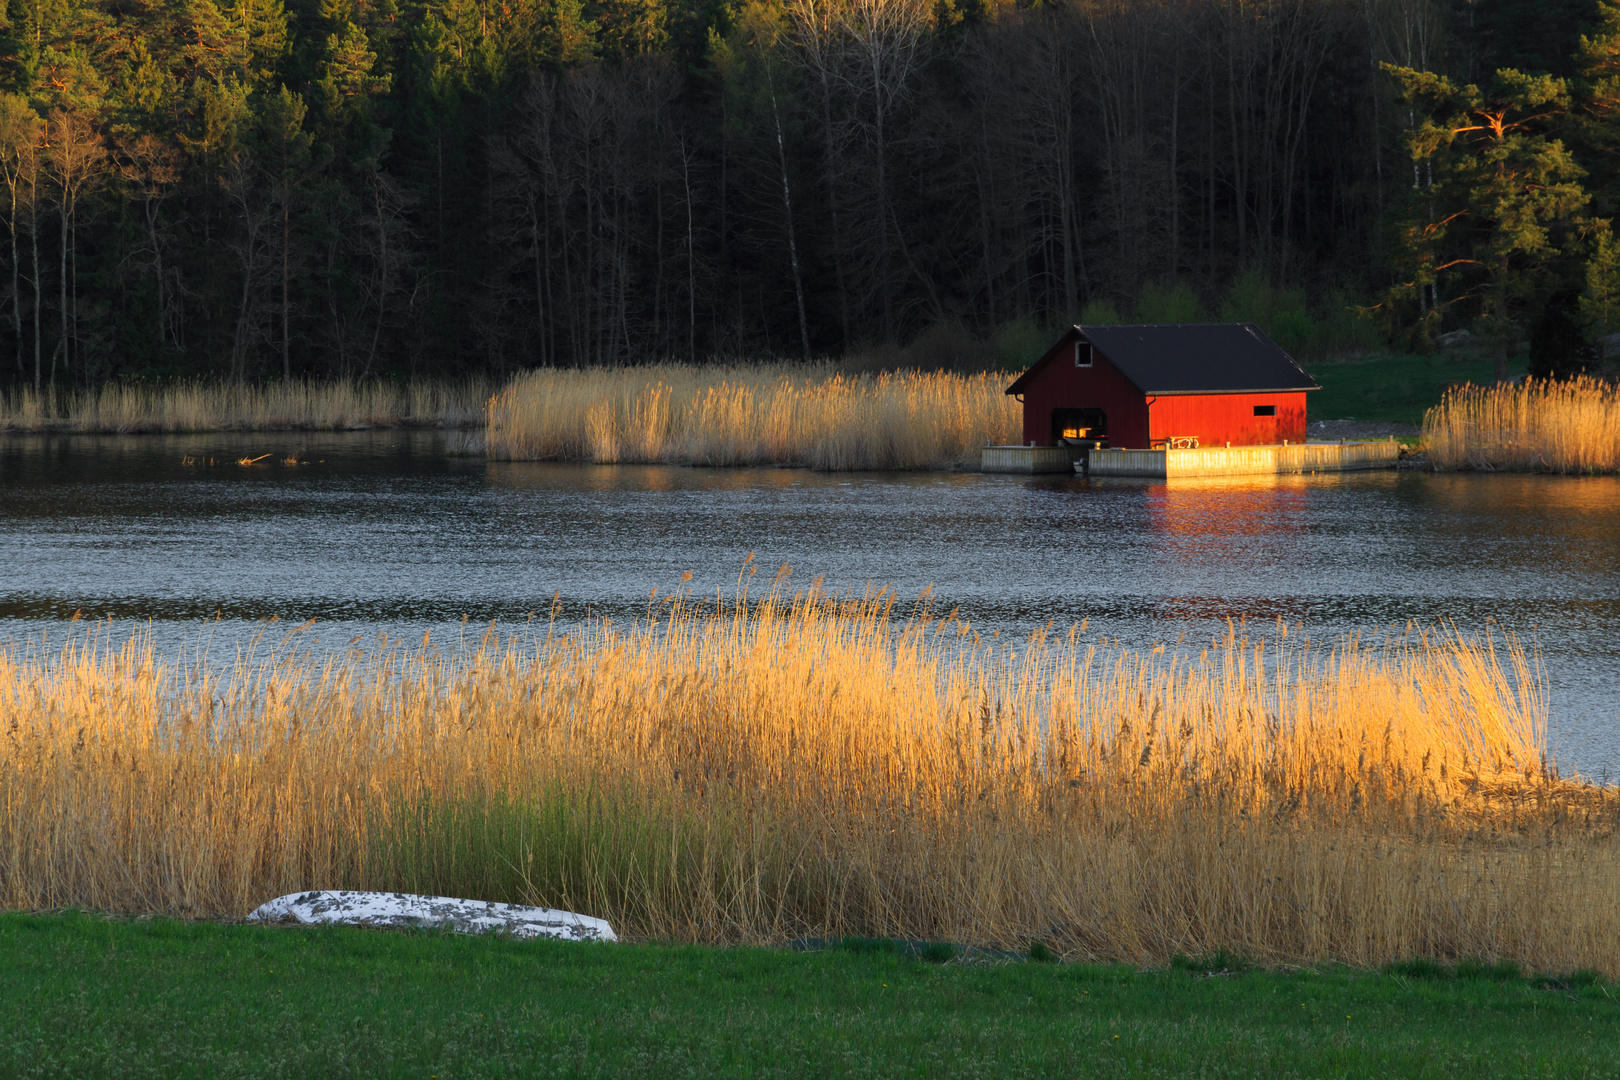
[1424,376,1620,473]
[2,583,1614,972]
[483,365,1022,470]
[0,380,492,433]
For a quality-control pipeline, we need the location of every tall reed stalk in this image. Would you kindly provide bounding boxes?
[484,365,1022,470]
[1424,377,1620,473]
[0,379,492,433]
[2,579,1612,971]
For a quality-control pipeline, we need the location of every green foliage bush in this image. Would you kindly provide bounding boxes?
[903,322,993,372]
[1079,297,1124,324]
[1134,281,1206,323]
[989,274,1387,376]
[995,315,1054,371]
[1216,270,1383,358]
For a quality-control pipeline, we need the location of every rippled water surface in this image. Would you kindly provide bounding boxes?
[5,430,1618,771]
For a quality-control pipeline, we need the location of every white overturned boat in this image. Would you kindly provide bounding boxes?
[247,890,617,942]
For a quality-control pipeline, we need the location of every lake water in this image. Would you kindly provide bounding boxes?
[5,430,1618,774]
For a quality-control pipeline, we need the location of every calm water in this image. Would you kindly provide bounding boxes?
[5,431,1619,772]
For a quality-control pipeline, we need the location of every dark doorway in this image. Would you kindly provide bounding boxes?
[1052,408,1107,443]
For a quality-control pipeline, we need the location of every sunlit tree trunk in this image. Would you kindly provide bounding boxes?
[767,70,812,361]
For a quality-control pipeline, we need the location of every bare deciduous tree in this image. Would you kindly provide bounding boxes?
[43,110,106,386]
[119,134,182,350]
[221,150,274,384]
[0,97,41,386]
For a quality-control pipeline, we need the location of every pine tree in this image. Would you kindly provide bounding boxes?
[538,0,598,68]
[316,21,391,128]
[1381,65,1592,377]
[224,0,293,88]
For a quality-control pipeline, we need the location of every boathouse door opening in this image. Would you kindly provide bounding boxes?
[1052,407,1107,444]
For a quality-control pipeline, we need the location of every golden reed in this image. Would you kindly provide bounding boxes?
[2,575,1613,971]
[0,379,491,433]
[1424,376,1620,473]
[483,365,1023,470]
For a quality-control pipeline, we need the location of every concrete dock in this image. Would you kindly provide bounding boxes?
[980,445,1077,473]
[1084,440,1400,478]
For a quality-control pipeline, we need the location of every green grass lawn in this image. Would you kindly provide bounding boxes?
[4,913,1617,1079]
[1304,353,1503,425]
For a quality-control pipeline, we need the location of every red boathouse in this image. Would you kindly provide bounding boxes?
[1004,323,1320,449]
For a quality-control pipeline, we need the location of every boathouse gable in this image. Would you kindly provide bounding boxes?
[1005,323,1320,449]
[1006,330,1151,448]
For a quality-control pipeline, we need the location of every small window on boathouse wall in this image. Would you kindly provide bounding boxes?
[1075,341,1093,367]
[1253,404,1276,417]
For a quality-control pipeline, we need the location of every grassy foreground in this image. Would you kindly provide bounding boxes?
[5,913,1617,1080]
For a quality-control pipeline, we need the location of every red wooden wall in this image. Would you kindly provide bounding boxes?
[1148,391,1307,446]
[1017,347,1151,448]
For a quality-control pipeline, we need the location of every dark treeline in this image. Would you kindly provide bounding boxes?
[0,0,1616,385]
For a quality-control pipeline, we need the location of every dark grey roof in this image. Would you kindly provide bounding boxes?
[1006,323,1320,396]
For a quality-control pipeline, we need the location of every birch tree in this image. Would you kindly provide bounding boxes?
[0,98,41,384]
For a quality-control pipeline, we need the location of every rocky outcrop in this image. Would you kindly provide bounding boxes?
[247,890,617,942]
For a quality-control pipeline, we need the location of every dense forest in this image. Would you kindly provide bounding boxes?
[0,0,1617,385]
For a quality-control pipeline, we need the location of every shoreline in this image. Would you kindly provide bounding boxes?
[16,403,1620,479]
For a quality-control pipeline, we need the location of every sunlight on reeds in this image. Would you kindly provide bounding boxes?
[484,365,1022,470]
[1424,377,1620,473]
[3,576,1613,972]
[0,379,492,433]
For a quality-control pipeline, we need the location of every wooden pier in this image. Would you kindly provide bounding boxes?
[1083,440,1401,478]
